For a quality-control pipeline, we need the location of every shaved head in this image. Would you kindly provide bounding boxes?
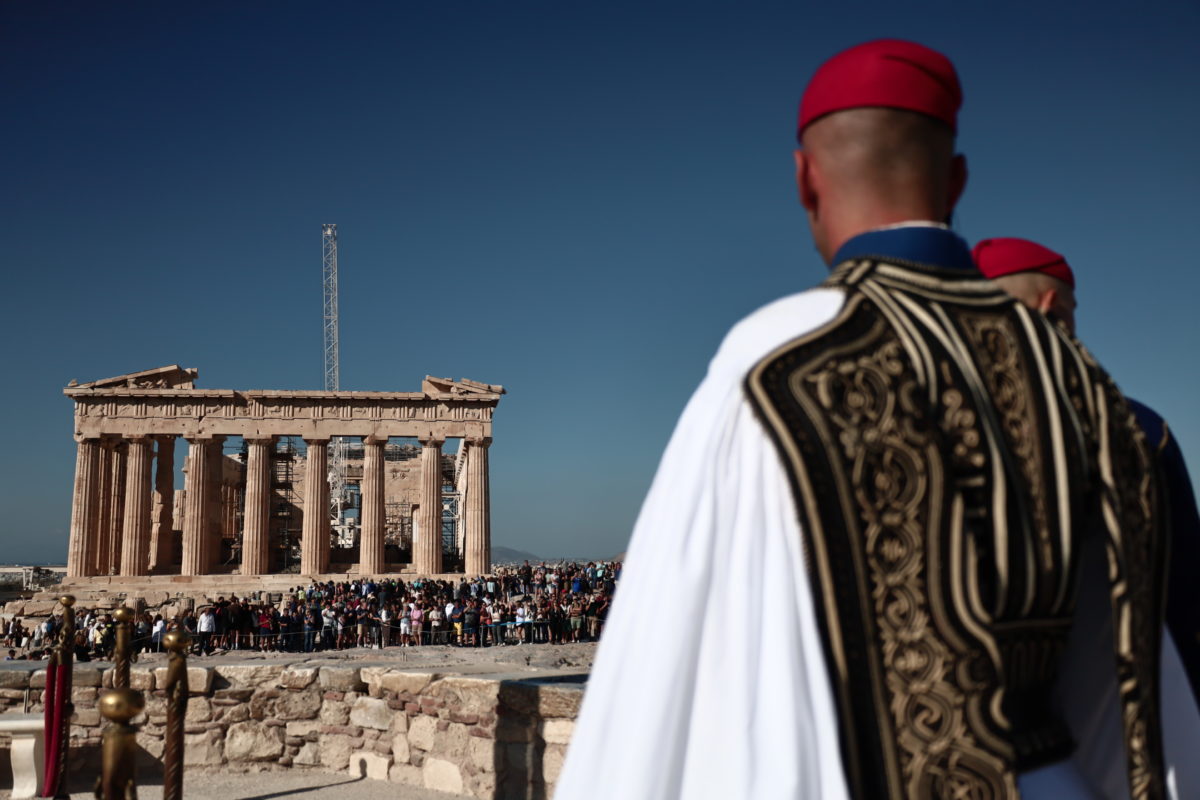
[991,272,1077,333]
[794,108,966,262]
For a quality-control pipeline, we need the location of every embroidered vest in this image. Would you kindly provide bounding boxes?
[745,258,1168,800]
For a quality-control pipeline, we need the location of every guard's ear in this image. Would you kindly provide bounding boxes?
[948,153,968,214]
[1038,288,1057,314]
[795,149,818,214]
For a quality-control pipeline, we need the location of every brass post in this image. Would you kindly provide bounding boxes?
[112,607,134,689]
[161,630,190,800]
[95,687,143,800]
[53,595,76,800]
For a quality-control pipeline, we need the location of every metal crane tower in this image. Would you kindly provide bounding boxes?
[321,224,348,538]
[322,224,340,394]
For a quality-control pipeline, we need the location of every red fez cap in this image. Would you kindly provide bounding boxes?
[798,39,962,135]
[972,238,1075,288]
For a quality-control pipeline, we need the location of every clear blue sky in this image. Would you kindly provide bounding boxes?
[3,1,1197,563]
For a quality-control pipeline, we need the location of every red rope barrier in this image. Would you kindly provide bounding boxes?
[41,662,66,796]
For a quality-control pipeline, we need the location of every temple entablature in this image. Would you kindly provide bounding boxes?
[66,368,503,442]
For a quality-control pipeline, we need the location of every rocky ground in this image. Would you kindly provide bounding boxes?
[24,770,465,800]
[110,639,599,674]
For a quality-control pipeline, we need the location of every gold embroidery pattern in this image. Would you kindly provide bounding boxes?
[1061,334,1166,800]
[802,334,1015,798]
[938,366,984,473]
[1100,383,1166,800]
[959,313,1054,580]
[751,302,1018,798]
[747,259,1168,800]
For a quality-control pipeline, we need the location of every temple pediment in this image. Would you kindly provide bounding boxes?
[422,376,506,397]
[67,368,502,398]
[69,365,198,390]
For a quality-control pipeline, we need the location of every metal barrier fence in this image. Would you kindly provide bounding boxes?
[95,605,139,800]
[92,609,189,800]
[42,594,74,799]
[110,608,134,690]
[161,630,189,800]
[20,599,191,799]
[96,688,141,800]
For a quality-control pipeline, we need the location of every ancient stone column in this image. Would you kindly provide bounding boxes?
[94,440,115,576]
[66,438,102,578]
[120,436,154,576]
[106,441,128,576]
[360,437,386,576]
[149,436,176,573]
[301,438,330,576]
[228,483,239,539]
[205,436,226,571]
[221,484,233,540]
[180,438,213,576]
[464,437,492,576]
[241,437,273,576]
[415,437,444,575]
[172,489,186,534]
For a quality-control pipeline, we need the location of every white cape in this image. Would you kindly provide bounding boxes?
[554,288,1200,800]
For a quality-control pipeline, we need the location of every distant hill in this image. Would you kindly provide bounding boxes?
[490,545,543,565]
[490,545,624,565]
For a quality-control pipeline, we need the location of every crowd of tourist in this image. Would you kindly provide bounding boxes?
[1,560,620,660]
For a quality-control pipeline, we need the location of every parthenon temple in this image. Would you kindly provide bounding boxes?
[62,365,503,581]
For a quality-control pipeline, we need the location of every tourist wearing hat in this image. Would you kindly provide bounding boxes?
[557,40,1188,800]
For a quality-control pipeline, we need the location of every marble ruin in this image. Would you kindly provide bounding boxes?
[63,366,503,581]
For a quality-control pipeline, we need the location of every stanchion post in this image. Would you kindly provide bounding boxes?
[111,608,134,690]
[95,688,143,800]
[161,630,190,800]
[52,595,76,799]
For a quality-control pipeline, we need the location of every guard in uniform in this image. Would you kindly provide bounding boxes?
[557,41,1189,800]
[974,236,1200,708]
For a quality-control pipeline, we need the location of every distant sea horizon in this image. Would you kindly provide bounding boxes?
[0,545,620,570]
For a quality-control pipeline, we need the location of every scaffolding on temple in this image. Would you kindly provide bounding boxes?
[272,438,302,572]
[441,447,462,571]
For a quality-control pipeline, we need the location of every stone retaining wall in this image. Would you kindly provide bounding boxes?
[0,661,583,800]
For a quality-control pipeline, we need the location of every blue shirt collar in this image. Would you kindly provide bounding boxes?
[831,224,977,272]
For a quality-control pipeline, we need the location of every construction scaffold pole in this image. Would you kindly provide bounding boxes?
[322,224,347,535]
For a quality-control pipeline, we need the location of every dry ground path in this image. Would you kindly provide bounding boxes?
[40,639,600,673]
[2,770,461,800]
